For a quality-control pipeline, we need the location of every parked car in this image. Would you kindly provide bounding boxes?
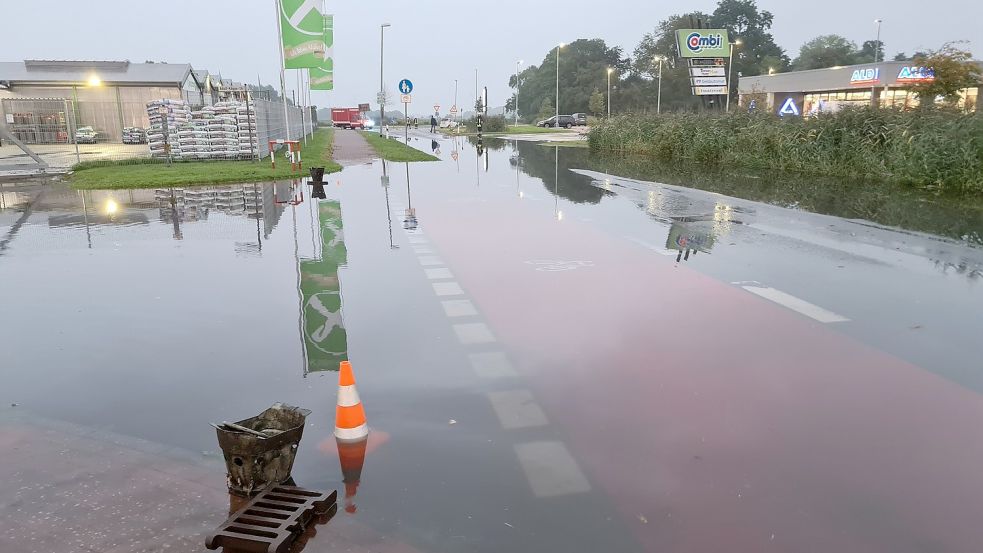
[75,126,98,144]
[571,113,588,126]
[536,115,575,128]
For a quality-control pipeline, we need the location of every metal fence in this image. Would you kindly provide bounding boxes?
[0,96,314,173]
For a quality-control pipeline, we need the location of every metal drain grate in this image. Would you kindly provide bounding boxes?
[205,485,337,553]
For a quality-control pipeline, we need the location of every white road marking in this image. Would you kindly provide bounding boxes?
[412,246,433,254]
[442,299,478,318]
[468,352,517,378]
[487,390,549,429]
[741,286,850,323]
[625,236,677,256]
[453,322,496,345]
[425,267,454,280]
[417,256,444,266]
[514,441,591,498]
[432,281,464,297]
[408,236,428,244]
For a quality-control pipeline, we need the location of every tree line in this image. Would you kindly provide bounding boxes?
[508,0,978,120]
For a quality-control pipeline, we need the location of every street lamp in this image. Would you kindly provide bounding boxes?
[87,75,102,87]
[379,23,391,132]
[873,18,883,107]
[556,43,564,127]
[726,39,742,111]
[607,67,614,118]
[515,60,523,127]
[654,56,666,115]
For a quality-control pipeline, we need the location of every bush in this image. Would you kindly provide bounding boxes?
[588,108,983,194]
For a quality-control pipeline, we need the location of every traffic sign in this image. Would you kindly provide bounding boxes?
[449,105,458,114]
[401,94,412,104]
[377,91,387,104]
[398,79,413,94]
[433,104,440,113]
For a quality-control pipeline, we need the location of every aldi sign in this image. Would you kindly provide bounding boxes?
[850,67,880,86]
[897,66,935,83]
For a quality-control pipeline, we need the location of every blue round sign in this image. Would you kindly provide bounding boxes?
[398,79,413,94]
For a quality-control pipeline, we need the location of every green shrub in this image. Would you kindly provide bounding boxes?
[588,108,983,194]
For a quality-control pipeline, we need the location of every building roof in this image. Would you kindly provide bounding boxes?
[0,60,194,87]
[739,60,983,94]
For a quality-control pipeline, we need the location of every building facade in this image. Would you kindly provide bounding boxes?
[0,60,205,144]
[738,60,981,116]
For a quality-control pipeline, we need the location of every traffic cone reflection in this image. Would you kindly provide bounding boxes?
[334,361,368,441]
[336,437,367,514]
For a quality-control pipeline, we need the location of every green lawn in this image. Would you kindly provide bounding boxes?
[360,131,439,162]
[71,129,340,189]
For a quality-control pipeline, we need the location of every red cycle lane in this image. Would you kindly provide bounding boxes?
[422,197,983,553]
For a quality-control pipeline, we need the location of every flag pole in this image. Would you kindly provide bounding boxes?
[274,0,291,142]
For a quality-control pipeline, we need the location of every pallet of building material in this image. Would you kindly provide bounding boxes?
[205,485,336,553]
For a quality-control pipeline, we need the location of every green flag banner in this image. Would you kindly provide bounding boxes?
[280,0,325,69]
[300,200,347,373]
[309,14,334,90]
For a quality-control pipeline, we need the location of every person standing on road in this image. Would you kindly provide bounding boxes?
[430,115,437,134]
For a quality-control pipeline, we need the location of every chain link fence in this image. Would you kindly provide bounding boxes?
[0,95,314,172]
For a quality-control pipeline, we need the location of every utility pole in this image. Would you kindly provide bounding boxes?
[656,56,664,115]
[515,60,523,126]
[607,68,613,118]
[556,43,563,127]
[380,23,391,132]
[274,0,291,140]
[872,18,883,108]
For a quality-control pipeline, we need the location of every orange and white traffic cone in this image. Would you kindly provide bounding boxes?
[335,361,369,441]
[336,437,367,514]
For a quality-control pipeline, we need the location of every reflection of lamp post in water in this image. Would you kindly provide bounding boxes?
[553,146,563,221]
[169,189,183,240]
[381,159,397,249]
[403,163,417,230]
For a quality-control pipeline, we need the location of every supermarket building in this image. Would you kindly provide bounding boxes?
[738,60,982,115]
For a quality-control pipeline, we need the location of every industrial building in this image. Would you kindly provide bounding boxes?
[0,60,286,145]
[738,60,981,115]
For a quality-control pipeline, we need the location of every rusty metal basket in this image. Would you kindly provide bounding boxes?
[215,403,311,496]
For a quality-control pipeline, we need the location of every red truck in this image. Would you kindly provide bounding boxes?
[331,108,367,130]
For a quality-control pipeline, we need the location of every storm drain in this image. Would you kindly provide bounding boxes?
[205,485,337,553]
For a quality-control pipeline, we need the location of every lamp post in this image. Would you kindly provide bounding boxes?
[556,43,564,127]
[654,56,665,115]
[727,39,742,112]
[607,68,614,118]
[515,60,523,127]
[872,18,883,107]
[379,23,390,132]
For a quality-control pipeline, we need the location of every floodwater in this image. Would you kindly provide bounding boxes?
[2,132,983,553]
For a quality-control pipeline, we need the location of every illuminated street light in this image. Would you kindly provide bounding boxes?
[87,75,101,87]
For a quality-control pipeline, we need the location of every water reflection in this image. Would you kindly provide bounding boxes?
[299,198,348,375]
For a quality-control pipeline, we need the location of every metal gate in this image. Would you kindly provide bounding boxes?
[1,98,76,145]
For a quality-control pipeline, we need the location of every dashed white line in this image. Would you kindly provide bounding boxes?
[452,322,496,345]
[442,299,478,318]
[417,256,444,266]
[408,236,428,244]
[412,246,434,254]
[468,352,518,378]
[487,390,549,429]
[432,281,464,297]
[741,285,850,323]
[425,267,454,280]
[514,441,591,498]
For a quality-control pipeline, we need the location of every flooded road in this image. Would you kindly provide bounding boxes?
[2,134,982,552]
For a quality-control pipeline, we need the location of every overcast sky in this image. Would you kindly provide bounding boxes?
[4,1,980,115]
